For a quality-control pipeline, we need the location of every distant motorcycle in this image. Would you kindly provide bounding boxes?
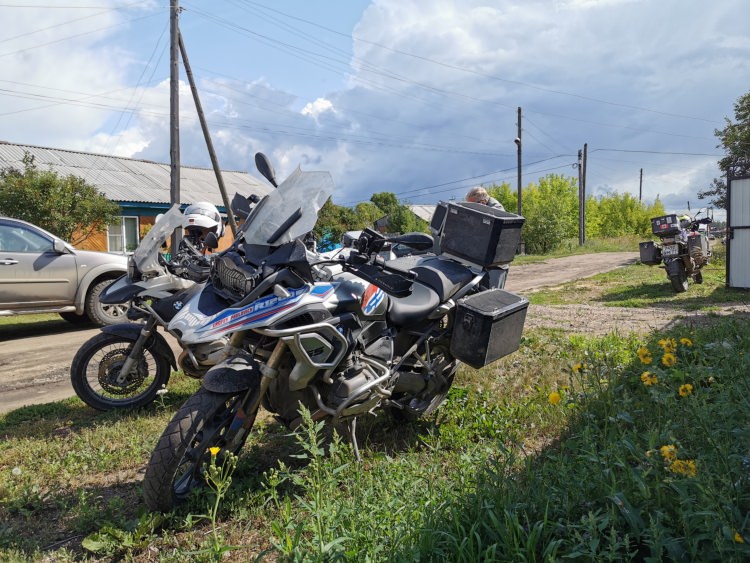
[639,211,713,293]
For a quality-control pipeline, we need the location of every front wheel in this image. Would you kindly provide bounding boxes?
[143,387,252,513]
[70,332,172,411]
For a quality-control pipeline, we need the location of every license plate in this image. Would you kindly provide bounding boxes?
[662,244,680,257]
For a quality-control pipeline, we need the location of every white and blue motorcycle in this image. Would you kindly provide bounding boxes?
[143,155,528,512]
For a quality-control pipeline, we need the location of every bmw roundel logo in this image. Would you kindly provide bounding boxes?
[173,301,184,311]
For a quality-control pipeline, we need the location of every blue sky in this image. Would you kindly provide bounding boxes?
[2,0,749,220]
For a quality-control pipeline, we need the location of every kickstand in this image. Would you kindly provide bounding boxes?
[346,417,362,462]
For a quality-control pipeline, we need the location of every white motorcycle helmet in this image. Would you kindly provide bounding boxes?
[183,201,225,241]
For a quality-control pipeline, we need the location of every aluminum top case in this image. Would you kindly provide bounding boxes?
[438,202,525,267]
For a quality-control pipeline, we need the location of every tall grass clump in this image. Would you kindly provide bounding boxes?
[401,317,750,561]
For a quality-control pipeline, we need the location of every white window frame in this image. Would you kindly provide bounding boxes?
[107,216,140,254]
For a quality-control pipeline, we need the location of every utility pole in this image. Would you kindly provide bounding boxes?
[515,107,522,216]
[576,149,586,246]
[639,168,643,202]
[179,32,237,236]
[169,0,181,252]
[581,143,587,245]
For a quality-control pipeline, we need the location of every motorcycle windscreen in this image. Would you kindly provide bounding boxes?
[133,204,184,275]
[241,167,334,247]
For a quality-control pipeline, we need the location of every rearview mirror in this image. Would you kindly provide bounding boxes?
[231,192,253,222]
[203,232,219,250]
[53,240,67,254]
[255,152,278,187]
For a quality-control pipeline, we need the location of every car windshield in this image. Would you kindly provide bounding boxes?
[133,205,184,275]
[240,166,334,246]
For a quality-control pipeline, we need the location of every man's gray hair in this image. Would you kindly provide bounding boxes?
[466,186,489,203]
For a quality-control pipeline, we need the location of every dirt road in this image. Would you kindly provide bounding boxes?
[0,252,639,414]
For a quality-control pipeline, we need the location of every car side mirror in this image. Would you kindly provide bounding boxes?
[203,232,219,250]
[53,240,67,254]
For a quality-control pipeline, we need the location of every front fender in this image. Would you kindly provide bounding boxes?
[202,354,261,393]
[101,323,177,369]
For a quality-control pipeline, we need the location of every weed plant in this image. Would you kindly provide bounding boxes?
[1,269,749,560]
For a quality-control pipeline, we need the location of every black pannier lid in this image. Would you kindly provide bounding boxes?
[439,202,525,267]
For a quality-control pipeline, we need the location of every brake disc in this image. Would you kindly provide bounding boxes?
[97,348,148,395]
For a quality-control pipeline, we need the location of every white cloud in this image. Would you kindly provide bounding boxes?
[0,0,747,215]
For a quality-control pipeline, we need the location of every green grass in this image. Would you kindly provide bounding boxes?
[0,313,64,327]
[513,235,642,265]
[529,244,750,310]
[1,247,749,560]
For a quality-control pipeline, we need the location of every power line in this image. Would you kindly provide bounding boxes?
[337,156,576,206]
[0,11,160,58]
[238,0,721,125]
[590,148,723,157]
[0,1,150,45]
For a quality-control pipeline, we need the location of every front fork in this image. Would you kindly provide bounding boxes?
[224,336,288,452]
[114,316,158,385]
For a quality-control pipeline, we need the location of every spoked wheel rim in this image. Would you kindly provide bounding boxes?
[172,396,241,500]
[84,342,160,404]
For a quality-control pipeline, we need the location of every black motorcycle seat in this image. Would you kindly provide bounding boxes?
[387,281,440,327]
[388,255,474,302]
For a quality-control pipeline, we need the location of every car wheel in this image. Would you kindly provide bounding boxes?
[85,279,129,326]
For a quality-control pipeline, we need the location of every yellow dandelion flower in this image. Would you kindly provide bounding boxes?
[679,337,693,347]
[678,383,693,397]
[734,531,745,544]
[572,362,583,374]
[209,446,221,457]
[659,444,677,461]
[640,371,658,386]
[637,347,653,365]
[669,459,697,477]
[659,338,677,353]
[662,353,677,367]
[548,391,562,405]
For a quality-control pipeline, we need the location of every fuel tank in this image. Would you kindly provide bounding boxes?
[329,272,388,320]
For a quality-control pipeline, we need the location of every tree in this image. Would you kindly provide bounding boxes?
[370,191,428,234]
[0,153,120,244]
[586,192,665,238]
[313,198,354,250]
[521,174,579,254]
[486,182,516,212]
[698,91,750,209]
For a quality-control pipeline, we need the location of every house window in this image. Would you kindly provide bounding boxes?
[108,216,139,253]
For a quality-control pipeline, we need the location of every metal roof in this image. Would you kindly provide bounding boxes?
[0,141,273,208]
[408,204,437,222]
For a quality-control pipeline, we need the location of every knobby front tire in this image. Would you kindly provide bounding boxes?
[143,387,250,513]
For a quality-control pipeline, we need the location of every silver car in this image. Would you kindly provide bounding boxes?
[0,217,129,325]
